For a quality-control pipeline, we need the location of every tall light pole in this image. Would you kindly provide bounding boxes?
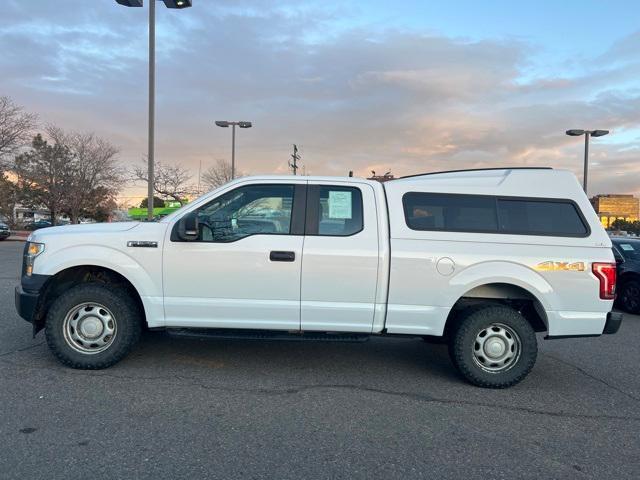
[215,121,252,179]
[566,129,609,195]
[115,0,192,220]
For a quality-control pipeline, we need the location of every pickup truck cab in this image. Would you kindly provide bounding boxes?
[15,167,622,387]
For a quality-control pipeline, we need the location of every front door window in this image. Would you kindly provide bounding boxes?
[195,184,295,242]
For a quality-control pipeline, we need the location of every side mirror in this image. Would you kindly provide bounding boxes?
[177,212,199,241]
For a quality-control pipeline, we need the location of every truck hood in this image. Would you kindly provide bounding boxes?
[28,222,141,242]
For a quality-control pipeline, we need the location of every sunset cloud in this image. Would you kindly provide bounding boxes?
[1,0,638,201]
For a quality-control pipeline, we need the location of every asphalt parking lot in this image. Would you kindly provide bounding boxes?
[0,240,639,479]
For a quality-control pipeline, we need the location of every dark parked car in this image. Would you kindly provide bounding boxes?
[0,222,10,240]
[612,237,640,314]
[24,220,52,231]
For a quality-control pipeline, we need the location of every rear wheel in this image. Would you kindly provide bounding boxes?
[618,279,640,314]
[448,305,537,388]
[45,283,141,369]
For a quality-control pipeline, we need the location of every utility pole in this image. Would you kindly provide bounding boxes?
[290,144,300,175]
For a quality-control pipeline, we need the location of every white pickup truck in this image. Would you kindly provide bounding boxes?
[15,167,622,387]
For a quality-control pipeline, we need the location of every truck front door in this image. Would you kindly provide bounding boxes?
[300,182,380,332]
[163,181,306,330]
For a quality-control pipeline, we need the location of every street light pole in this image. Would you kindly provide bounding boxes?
[231,123,236,179]
[565,129,609,195]
[115,0,192,220]
[147,0,155,220]
[583,131,589,194]
[215,121,252,179]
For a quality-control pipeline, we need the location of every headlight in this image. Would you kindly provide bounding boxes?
[24,242,45,276]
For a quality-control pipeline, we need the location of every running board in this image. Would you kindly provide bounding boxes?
[166,328,370,343]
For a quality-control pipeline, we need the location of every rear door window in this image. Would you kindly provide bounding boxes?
[307,186,364,236]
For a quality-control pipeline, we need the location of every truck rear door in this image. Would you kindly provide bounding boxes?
[301,182,380,332]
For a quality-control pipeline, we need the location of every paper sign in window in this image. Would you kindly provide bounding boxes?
[620,244,635,251]
[328,191,352,219]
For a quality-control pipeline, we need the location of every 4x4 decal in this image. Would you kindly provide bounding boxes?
[535,261,585,272]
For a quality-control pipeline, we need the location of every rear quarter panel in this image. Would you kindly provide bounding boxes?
[382,169,614,337]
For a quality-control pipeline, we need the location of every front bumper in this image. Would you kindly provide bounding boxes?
[0,230,10,239]
[603,311,623,335]
[15,285,40,324]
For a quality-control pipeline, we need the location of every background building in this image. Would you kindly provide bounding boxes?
[590,194,639,228]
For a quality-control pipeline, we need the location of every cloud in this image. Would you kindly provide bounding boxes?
[1,0,639,200]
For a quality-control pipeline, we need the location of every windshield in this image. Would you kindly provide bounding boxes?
[614,239,640,261]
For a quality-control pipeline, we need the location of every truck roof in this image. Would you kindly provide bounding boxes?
[385,167,581,197]
[227,167,580,199]
[397,166,553,180]
[230,167,557,185]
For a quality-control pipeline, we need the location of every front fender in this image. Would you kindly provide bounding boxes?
[35,244,164,327]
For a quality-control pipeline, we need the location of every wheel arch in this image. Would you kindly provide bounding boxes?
[33,265,148,333]
[439,261,556,334]
[445,282,549,335]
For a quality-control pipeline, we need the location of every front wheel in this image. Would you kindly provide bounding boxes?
[448,305,537,388]
[45,283,142,369]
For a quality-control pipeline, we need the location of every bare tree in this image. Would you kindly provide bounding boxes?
[13,134,73,226]
[13,128,123,225]
[201,159,236,191]
[0,97,37,223]
[47,126,124,223]
[0,96,37,166]
[0,173,18,225]
[133,159,194,205]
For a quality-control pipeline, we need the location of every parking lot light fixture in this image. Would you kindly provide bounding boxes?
[565,129,609,195]
[566,129,585,136]
[163,0,192,8]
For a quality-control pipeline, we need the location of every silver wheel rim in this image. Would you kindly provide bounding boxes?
[62,302,117,354]
[472,323,521,373]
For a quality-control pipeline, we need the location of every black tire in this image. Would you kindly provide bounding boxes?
[45,283,142,369]
[617,279,640,314]
[448,305,537,388]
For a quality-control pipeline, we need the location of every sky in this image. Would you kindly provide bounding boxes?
[1,0,639,204]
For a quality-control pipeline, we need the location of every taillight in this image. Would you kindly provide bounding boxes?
[592,262,616,300]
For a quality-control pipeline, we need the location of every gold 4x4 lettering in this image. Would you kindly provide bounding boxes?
[536,261,585,272]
